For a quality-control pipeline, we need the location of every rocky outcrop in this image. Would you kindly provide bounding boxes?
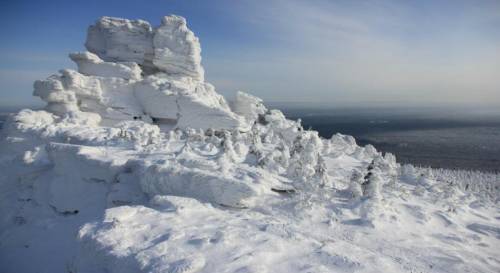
[34,15,247,130]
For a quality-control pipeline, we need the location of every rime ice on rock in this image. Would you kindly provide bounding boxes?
[34,15,246,130]
[153,15,204,81]
[85,17,155,70]
[85,15,204,80]
[69,52,142,80]
[232,91,268,124]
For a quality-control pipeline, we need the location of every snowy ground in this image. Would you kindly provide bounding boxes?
[0,109,498,273]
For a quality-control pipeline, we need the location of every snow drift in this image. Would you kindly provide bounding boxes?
[1,15,499,273]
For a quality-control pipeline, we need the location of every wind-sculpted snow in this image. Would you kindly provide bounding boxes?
[1,15,499,273]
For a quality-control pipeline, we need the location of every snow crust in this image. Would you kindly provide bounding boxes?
[1,15,499,273]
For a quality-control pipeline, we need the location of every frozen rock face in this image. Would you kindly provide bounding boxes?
[70,52,142,80]
[34,15,246,130]
[153,15,204,81]
[85,15,204,80]
[34,69,145,123]
[133,74,245,130]
[85,17,154,70]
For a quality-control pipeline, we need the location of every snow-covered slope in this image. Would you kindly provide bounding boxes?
[1,15,499,273]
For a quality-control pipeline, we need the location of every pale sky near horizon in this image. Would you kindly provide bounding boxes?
[1,0,499,108]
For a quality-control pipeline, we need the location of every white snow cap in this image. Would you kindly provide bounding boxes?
[33,15,249,130]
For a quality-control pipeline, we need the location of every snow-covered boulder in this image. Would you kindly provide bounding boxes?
[232,91,267,124]
[33,74,80,115]
[153,15,204,81]
[85,16,155,70]
[85,15,204,80]
[134,74,246,130]
[34,69,145,123]
[70,51,142,80]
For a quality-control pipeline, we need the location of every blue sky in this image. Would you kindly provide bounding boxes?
[1,0,499,108]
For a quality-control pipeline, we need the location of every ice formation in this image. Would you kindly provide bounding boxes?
[1,15,499,273]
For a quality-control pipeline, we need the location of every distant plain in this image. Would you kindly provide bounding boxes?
[278,105,500,172]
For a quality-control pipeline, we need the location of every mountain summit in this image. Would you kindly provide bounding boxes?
[0,16,498,273]
[34,15,248,130]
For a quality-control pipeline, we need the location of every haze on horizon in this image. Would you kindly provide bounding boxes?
[1,0,499,108]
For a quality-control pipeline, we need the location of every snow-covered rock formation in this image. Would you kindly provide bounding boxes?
[1,15,499,273]
[34,15,245,130]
